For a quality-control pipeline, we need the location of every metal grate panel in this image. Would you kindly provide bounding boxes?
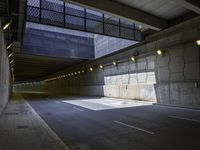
[41,9,64,26]
[26,0,142,41]
[65,15,85,30]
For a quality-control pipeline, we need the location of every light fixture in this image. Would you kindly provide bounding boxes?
[6,42,13,50]
[157,49,165,56]
[78,71,81,74]
[99,65,103,69]
[74,72,77,75]
[82,70,85,73]
[8,53,13,58]
[196,40,200,46]
[2,20,12,31]
[113,62,116,65]
[131,57,135,61]
[10,60,14,64]
[89,67,93,71]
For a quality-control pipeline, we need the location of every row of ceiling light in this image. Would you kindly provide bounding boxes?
[44,39,200,82]
[44,49,166,82]
[1,19,14,66]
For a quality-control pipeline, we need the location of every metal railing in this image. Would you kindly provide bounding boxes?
[26,0,142,41]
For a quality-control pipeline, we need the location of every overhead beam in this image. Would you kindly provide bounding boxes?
[64,0,168,31]
[171,0,200,14]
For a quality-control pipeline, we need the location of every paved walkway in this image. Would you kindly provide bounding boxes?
[0,98,69,150]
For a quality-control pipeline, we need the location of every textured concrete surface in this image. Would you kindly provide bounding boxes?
[0,19,11,114]
[23,22,94,59]
[23,94,200,150]
[0,95,69,150]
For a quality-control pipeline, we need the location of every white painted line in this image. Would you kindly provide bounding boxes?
[114,121,154,135]
[168,115,200,123]
[73,107,84,111]
[155,105,200,112]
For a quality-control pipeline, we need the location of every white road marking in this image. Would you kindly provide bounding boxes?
[168,115,200,123]
[155,105,200,112]
[73,107,84,111]
[114,121,155,135]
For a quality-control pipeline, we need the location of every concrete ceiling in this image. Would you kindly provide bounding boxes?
[13,53,86,82]
[114,0,189,20]
[66,0,200,30]
[0,0,7,17]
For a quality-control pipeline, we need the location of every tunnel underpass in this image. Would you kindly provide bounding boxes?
[0,0,200,150]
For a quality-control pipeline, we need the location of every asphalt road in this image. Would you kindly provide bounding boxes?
[24,95,200,150]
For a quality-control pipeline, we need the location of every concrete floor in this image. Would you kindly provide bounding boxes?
[21,95,200,150]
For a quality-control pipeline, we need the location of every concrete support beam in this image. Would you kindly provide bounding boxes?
[64,0,168,31]
[171,0,200,14]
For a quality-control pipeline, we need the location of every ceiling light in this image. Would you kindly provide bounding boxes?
[196,40,200,46]
[157,49,165,56]
[113,62,116,65]
[6,42,13,49]
[99,65,103,69]
[131,57,135,61]
[8,53,13,58]
[2,20,12,31]
[78,71,81,74]
[10,60,14,64]
[89,67,93,71]
[82,70,85,73]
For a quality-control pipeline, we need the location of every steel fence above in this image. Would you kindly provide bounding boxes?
[26,0,142,41]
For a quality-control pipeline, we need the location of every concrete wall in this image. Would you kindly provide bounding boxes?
[14,16,200,107]
[0,19,11,114]
[22,22,94,59]
[94,34,136,58]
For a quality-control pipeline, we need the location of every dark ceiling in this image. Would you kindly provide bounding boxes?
[14,53,86,82]
[0,0,7,17]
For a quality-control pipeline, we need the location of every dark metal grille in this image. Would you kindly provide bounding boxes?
[41,0,63,12]
[41,9,64,26]
[27,6,40,22]
[65,15,85,30]
[26,0,142,41]
[65,3,84,17]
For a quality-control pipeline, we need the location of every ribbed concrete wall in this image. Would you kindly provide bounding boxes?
[0,19,11,114]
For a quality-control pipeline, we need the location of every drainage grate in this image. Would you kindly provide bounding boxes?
[16,125,29,129]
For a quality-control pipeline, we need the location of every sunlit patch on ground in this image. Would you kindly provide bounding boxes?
[62,97,153,111]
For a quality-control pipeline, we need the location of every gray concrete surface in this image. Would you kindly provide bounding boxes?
[0,94,69,150]
[0,19,11,114]
[23,94,200,150]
